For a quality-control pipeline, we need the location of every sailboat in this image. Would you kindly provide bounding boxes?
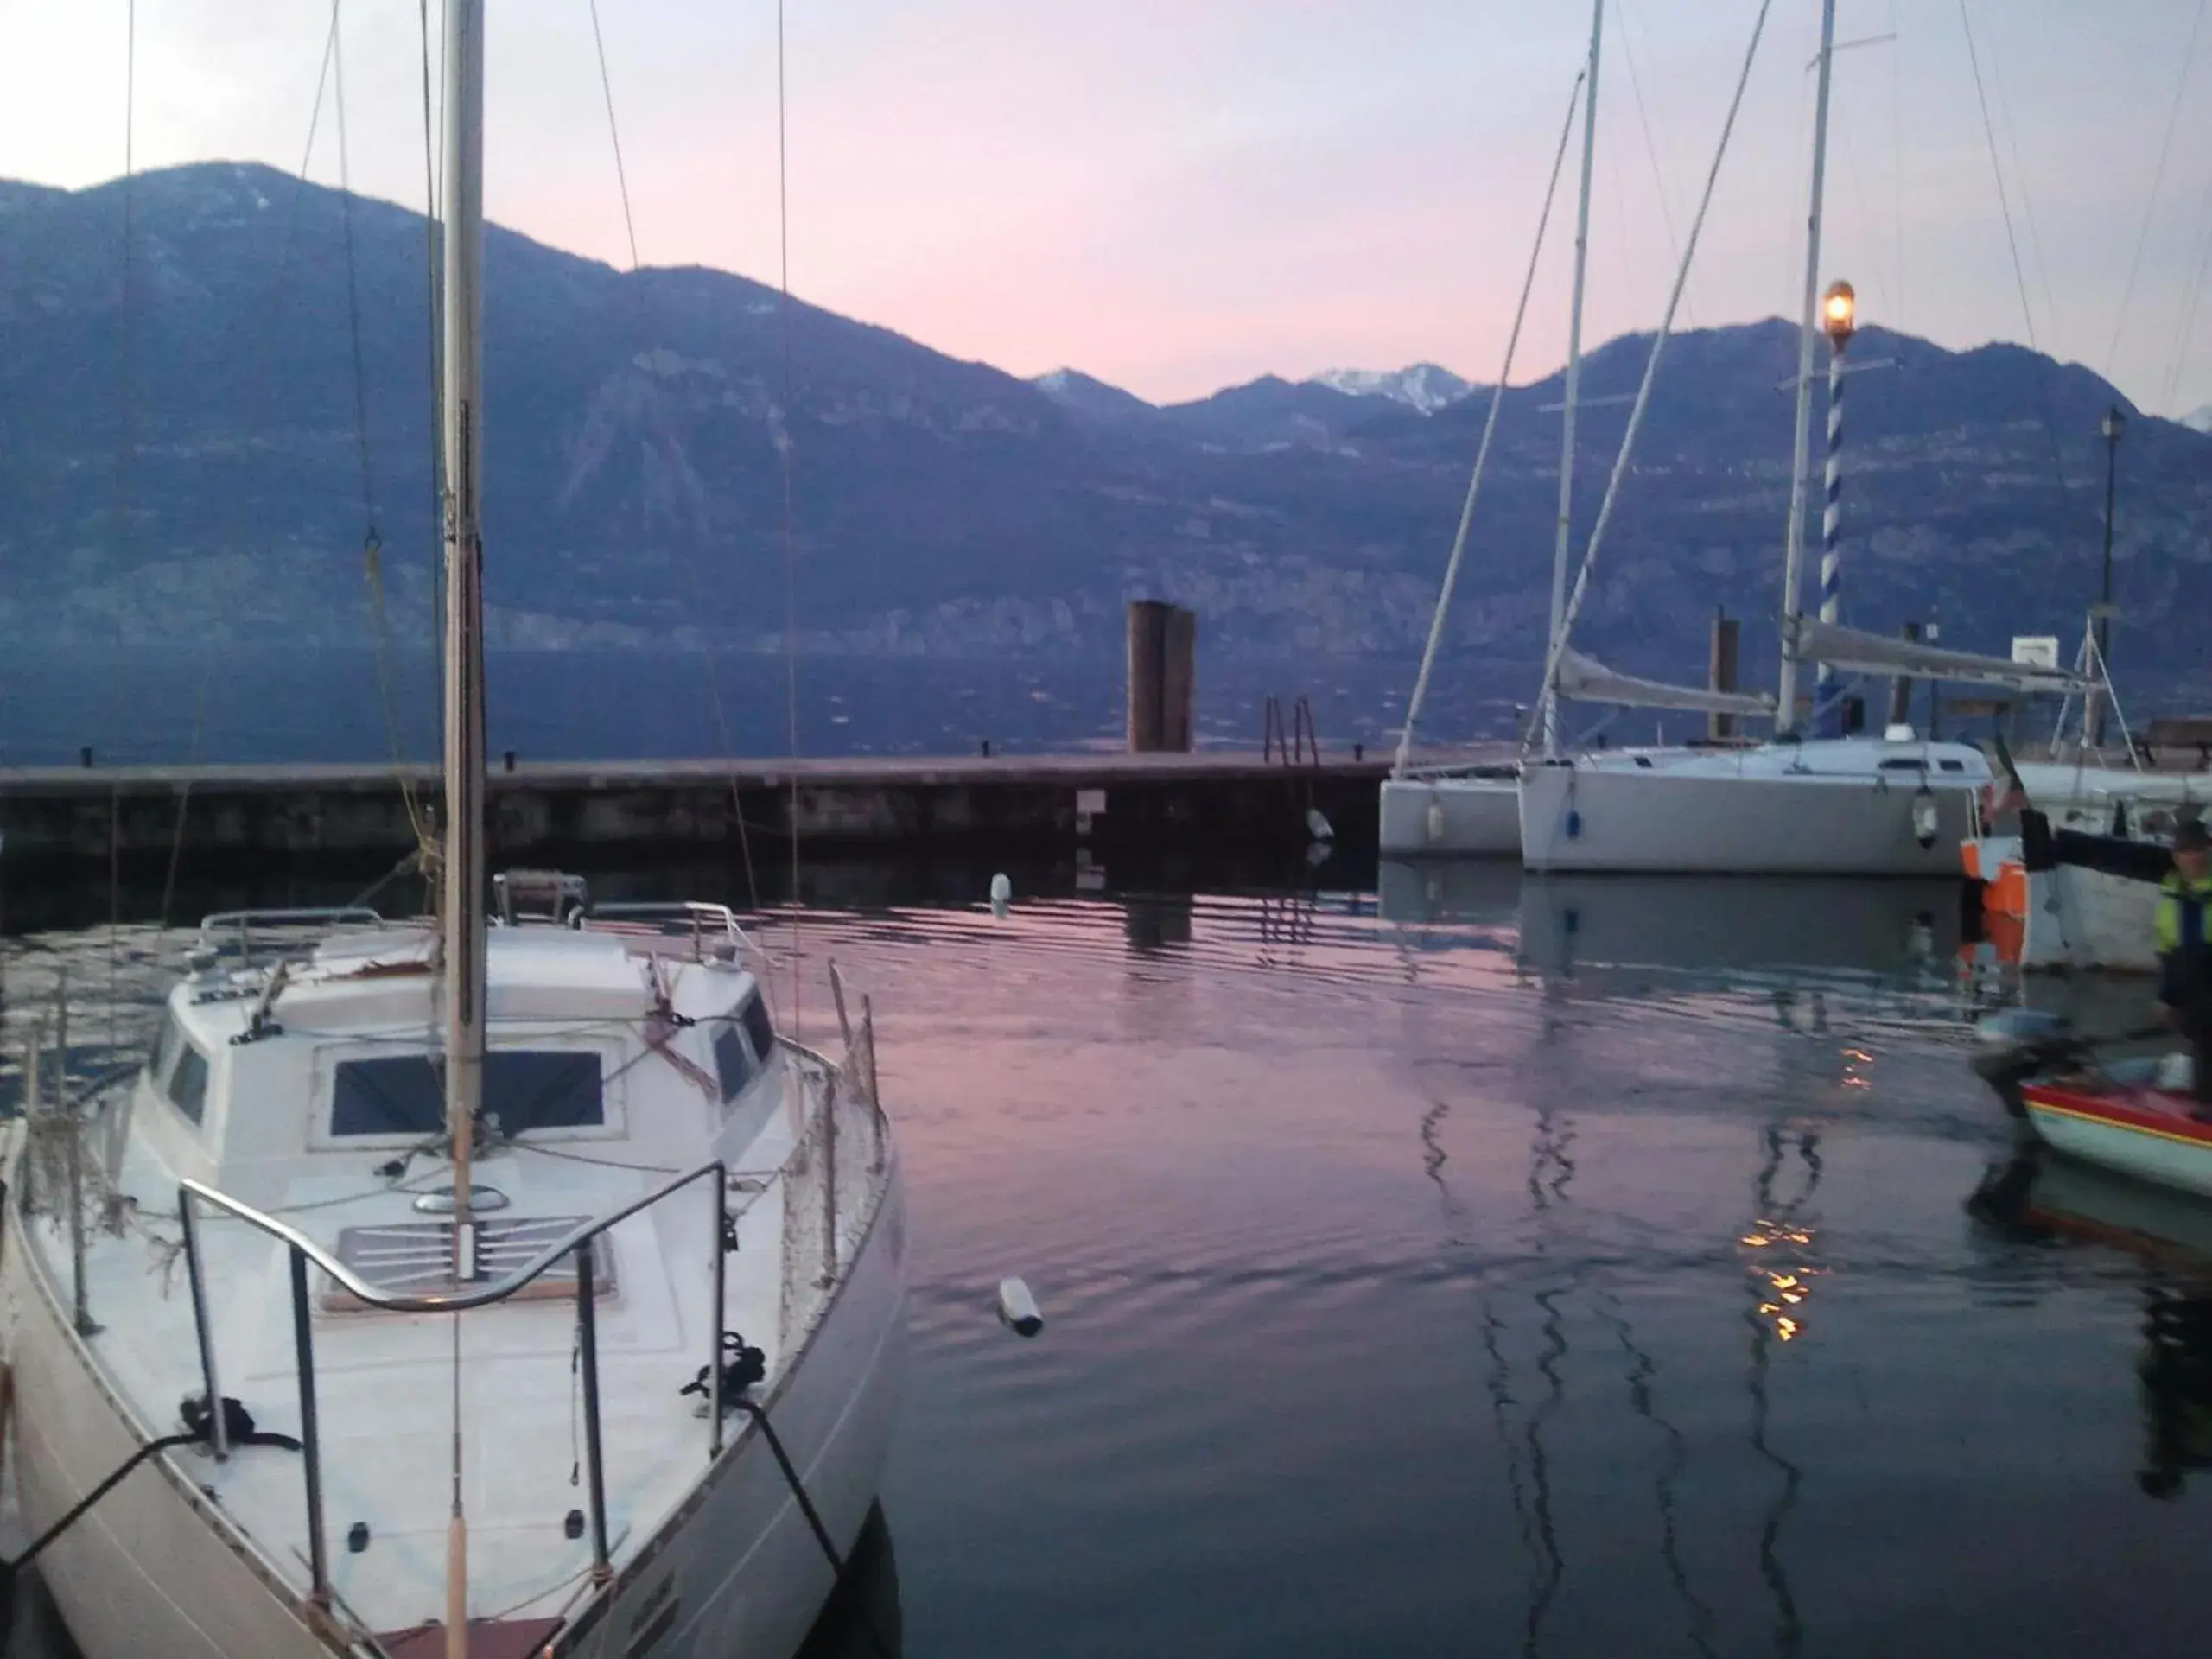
[1380,0,1605,861]
[1,8,905,1656]
[1516,0,2087,876]
[1383,0,1793,864]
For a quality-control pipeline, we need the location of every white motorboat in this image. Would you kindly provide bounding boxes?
[1519,734,1989,875]
[0,8,906,1653]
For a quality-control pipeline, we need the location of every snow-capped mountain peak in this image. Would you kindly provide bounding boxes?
[2179,403,2212,434]
[1307,363,1473,414]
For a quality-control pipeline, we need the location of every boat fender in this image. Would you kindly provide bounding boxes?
[1911,785,1939,849]
[680,1331,768,1411]
[1306,808,1335,842]
[1566,810,1582,841]
[1426,798,1446,845]
[997,1276,1045,1338]
[989,873,1013,920]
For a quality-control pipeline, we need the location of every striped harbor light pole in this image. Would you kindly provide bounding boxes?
[1815,279,1856,734]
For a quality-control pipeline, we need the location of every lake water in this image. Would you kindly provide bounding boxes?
[4,855,2209,1657]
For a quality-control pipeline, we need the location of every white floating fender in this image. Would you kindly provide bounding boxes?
[989,871,1013,919]
[996,1276,1044,1338]
[1911,785,1940,849]
[1306,808,1335,842]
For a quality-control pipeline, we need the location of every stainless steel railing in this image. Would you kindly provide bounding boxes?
[171,1021,893,1618]
[176,1159,733,1606]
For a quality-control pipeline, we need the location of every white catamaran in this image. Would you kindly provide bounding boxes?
[2,9,905,1656]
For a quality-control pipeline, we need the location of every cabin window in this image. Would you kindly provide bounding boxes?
[330,1051,606,1138]
[713,1021,756,1103]
[1938,759,1967,773]
[168,1044,210,1125]
[1878,759,1924,771]
[150,1009,185,1091]
[739,992,777,1066]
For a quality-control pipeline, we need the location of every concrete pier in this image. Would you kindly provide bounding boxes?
[0,750,1395,874]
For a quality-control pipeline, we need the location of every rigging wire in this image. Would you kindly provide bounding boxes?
[2158,157,2212,414]
[109,0,140,1076]
[421,0,447,787]
[2105,0,2206,380]
[1613,0,1692,325]
[1888,0,1906,330]
[583,1,768,918]
[777,0,804,1039]
[156,5,350,932]
[1978,20,2064,360]
[587,0,642,273]
[333,0,435,870]
[1392,66,1585,772]
[1530,0,1778,756]
[1955,0,2081,586]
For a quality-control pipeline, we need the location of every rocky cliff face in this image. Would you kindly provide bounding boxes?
[3,163,2209,704]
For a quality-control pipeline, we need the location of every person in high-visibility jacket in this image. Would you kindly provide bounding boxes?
[2158,818,2212,1104]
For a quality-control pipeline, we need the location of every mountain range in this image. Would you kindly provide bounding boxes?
[3,162,2209,709]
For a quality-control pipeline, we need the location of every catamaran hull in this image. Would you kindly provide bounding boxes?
[1378,777,1521,857]
[2,1176,907,1659]
[1518,762,1979,875]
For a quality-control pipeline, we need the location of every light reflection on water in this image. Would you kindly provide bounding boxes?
[5,858,2209,1657]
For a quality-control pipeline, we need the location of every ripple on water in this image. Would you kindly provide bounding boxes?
[6,866,2202,1658]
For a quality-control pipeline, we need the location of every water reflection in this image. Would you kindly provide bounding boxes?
[16,854,2211,1657]
[0,1509,901,1659]
[1743,1123,1821,1659]
[1597,1295,1720,1659]
[794,1507,903,1659]
[1972,1149,2212,1503]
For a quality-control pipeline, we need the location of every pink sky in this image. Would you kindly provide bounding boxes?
[5,0,2210,413]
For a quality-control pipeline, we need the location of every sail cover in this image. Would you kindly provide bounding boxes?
[1789,617,2088,693]
[1555,647,1778,717]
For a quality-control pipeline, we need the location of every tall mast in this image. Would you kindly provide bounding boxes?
[439,4,486,1651]
[441,0,486,1215]
[1541,0,1604,760]
[1774,0,1839,734]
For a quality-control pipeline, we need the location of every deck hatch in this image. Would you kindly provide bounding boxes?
[323,1216,615,1309]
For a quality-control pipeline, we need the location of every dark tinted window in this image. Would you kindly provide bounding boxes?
[332,1051,605,1137]
[713,1022,756,1103]
[1939,759,1967,773]
[150,1009,184,1088]
[1878,759,1925,771]
[169,1045,209,1125]
[740,994,776,1066]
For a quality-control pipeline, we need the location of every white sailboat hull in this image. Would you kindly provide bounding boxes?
[3,1173,906,1659]
[1377,776,1522,857]
[1519,743,1985,875]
